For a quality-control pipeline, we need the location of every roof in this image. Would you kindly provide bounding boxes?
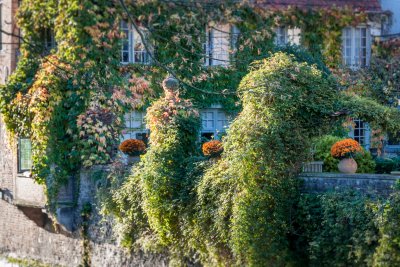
[253,0,382,12]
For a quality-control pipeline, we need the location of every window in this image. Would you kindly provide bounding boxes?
[18,138,32,173]
[342,26,371,68]
[120,21,150,64]
[44,29,56,51]
[388,131,400,146]
[349,119,370,148]
[122,111,148,143]
[205,24,239,66]
[200,108,232,139]
[275,26,301,46]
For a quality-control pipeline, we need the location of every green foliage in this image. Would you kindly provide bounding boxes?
[0,0,130,205]
[111,89,201,262]
[5,1,400,264]
[106,51,400,266]
[313,135,342,172]
[354,151,376,174]
[374,157,400,174]
[2,0,394,209]
[194,53,340,266]
[373,191,400,266]
[294,191,379,267]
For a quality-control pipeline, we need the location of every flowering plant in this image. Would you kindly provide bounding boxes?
[330,138,362,159]
[119,139,146,156]
[202,140,223,158]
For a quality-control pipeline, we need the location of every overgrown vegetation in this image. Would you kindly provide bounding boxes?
[3,0,400,266]
[103,53,400,266]
[0,0,386,206]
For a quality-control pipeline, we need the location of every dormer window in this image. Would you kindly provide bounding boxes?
[342,26,371,68]
[275,26,301,46]
[120,21,151,64]
[205,24,239,66]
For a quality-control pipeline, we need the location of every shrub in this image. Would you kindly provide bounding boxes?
[118,139,146,156]
[111,82,201,262]
[202,140,223,157]
[354,151,376,174]
[195,52,340,266]
[294,191,379,267]
[313,135,343,172]
[331,138,363,159]
[373,190,400,266]
[374,157,400,174]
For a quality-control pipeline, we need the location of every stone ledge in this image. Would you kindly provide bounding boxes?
[299,173,400,196]
[300,172,400,180]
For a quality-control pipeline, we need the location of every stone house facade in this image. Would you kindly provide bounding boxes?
[0,0,399,265]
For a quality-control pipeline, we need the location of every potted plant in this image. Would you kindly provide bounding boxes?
[119,139,146,164]
[202,140,223,161]
[330,138,363,174]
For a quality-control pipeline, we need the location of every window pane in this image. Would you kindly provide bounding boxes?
[210,24,231,66]
[19,138,32,171]
[352,119,367,146]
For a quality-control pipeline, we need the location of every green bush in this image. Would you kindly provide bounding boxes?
[374,157,400,174]
[110,87,201,261]
[355,151,376,174]
[294,191,379,267]
[313,135,342,172]
[194,52,340,266]
[373,190,400,266]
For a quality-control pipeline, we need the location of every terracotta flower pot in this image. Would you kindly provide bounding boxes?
[338,158,357,174]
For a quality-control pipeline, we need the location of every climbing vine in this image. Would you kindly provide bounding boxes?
[0,0,394,236]
[107,52,400,266]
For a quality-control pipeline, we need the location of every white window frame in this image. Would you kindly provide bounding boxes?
[348,119,370,149]
[274,26,301,46]
[342,26,371,69]
[200,107,232,139]
[18,137,32,173]
[120,21,151,65]
[122,111,148,141]
[205,24,239,67]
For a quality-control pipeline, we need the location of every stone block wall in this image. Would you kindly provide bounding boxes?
[300,173,400,196]
[0,116,14,198]
[0,189,167,267]
[0,0,20,82]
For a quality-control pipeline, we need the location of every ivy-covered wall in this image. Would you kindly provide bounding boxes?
[2,1,400,266]
[0,0,396,245]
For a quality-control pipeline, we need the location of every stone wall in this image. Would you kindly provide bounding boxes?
[0,190,167,267]
[0,0,19,82]
[300,173,400,196]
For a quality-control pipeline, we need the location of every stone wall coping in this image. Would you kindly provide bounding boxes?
[299,172,400,181]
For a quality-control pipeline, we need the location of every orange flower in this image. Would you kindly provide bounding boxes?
[331,138,362,159]
[119,139,146,156]
[202,140,223,157]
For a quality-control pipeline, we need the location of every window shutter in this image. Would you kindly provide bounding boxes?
[230,25,240,51]
[205,26,212,66]
[366,27,372,67]
[365,123,371,150]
